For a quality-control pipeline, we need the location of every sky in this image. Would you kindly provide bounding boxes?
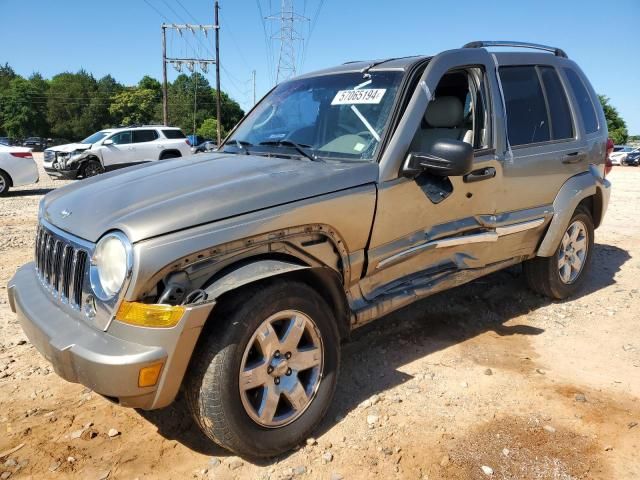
[1,0,639,133]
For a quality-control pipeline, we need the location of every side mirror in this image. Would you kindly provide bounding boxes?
[403,138,473,178]
[103,139,114,146]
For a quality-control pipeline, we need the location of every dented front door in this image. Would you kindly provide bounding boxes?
[360,48,507,301]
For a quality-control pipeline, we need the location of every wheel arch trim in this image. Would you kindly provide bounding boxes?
[537,167,610,257]
[203,259,309,299]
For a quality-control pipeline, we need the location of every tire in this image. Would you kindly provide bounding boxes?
[523,205,594,299]
[81,159,104,178]
[0,170,11,196]
[160,151,181,160]
[184,280,340,458]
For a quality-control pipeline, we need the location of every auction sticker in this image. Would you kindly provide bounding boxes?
[331,88,386,105]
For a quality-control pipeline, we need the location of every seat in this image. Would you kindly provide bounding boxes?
[411,96,471,153]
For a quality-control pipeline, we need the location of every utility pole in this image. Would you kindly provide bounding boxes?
[214,0,222,145]
[252,69,256,105]
[162,25,168,125]
[160,23,219,133]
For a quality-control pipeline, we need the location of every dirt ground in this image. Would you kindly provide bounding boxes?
[0,155,638,480]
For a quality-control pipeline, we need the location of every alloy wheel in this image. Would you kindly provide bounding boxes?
[239,309,324,428]
[557,220,589,284]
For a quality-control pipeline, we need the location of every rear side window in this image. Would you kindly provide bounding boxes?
[162,129,186,139]
[564,68,598,134]
[539,67,573,140]
[499,66,550,146]
[132,130,158,143]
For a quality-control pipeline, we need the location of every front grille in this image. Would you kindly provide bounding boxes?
[43,150,56,163]
[34,224,89,308]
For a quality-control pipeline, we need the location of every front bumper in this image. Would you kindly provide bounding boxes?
[8,263,214,409]
[44,165,79,180]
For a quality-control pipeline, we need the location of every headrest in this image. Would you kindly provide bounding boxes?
[425,96,464,128]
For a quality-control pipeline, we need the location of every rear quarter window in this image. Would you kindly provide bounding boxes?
[133,129,159,143]
[499,66,550,146]
[539,66,574,140]
[564,68,599,134]
[162,129,186,139]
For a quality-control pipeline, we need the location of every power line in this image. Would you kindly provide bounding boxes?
[256,0,276,85]
[301,0,324,67]
[175,0,200,23]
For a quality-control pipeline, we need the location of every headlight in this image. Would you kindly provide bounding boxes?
[90,231,132,301]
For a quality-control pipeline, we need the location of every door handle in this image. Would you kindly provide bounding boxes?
[463,167,496,183]
[562,151,586,164]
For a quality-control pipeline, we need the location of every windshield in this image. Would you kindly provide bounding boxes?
[81,131,110,144]
[226,71,403,161]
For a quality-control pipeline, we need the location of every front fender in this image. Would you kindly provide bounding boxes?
[537,166,611,257]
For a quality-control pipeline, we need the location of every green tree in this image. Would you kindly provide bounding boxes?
[166,73,245,135]
[598,95,628,145]
[215,90,244,132]
[0,63,18,91]
[1,75,49,137]
[168,72,215,134]
[0,63,20,135]
[109,88,157,125]
[86,74,123,129]
[47,70,102,139]
[197,117,224,140]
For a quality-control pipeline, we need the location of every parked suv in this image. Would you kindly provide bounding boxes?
[43,126,191,179]
[8,41,611,458]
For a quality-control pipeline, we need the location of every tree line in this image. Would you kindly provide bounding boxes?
[0,63,244,141]
[0,62,631,145]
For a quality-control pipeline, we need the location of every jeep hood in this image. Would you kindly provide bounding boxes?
[42,153,379,243]
[45,143,91,153]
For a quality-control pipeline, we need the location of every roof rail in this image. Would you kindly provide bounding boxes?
[463,41,568,58]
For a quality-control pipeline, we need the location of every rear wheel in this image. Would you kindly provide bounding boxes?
[524,206,594,299]
[82,159,104,178]
[0,170,11,196]
[185,280,340,458]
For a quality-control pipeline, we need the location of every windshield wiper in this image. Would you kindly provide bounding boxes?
[258,140,321,162]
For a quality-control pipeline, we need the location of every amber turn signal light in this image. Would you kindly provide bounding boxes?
[116,301,185,328]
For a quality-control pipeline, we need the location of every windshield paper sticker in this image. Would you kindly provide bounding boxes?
[331,88,386,105]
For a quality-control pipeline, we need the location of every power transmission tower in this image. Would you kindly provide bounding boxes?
[161,4,222,144]
[266,0,308,83]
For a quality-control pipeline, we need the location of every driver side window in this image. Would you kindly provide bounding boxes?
[410,68,489,154]
[110,131,132,145]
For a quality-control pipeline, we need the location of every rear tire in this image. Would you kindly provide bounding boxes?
[160,151,181,160]
[523,205,594,299]
[184,280,340,458]
[0,170,11,196]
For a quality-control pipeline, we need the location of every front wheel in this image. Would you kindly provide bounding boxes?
[185,280,340,458]
[524,205,594,299]
[81,159,104,178]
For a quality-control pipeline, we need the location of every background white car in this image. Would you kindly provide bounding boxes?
[43,125,192,179]
[0,144,39,195]
[609,145,636,166]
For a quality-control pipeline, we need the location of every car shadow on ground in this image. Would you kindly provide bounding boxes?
[8,188,55,197]
[137,242,630,463]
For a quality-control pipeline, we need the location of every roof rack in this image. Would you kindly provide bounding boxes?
[463,41,568,58]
